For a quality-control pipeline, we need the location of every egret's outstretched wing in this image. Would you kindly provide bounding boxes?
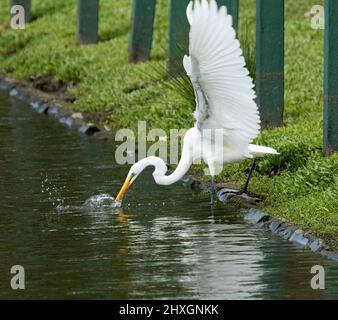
[184,0,260,152]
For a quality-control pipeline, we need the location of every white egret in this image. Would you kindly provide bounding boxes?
[116,0,279,204]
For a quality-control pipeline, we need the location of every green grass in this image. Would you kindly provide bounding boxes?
[1,0,337,248]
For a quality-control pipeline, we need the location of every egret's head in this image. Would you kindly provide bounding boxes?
[115,164,142,202]
[115,157,167,202]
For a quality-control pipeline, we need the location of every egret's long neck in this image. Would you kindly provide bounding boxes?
[134,128,196,186]
[155,152,192,186]
[136,151,193,186]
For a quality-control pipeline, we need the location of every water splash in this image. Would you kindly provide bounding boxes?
[41,172,122,212]
[41,173,65,208]
[54,194,122,214]
[83,194,122,209]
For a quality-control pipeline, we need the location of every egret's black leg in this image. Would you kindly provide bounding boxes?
[210,175,215,205]
[237,160,256,195]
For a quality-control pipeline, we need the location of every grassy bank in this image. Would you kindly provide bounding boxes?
[0,0,337,248]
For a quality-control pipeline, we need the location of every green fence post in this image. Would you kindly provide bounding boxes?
[167,0,190,76]
[129,0,156,63]
[77,0,99,45]
[217,0,239,31]
[324,0,338,156]
[10,0,31,23]
[256,0,284,128]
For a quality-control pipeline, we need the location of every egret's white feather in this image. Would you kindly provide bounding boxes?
[184,0,261,156]
[186,1,194,25]
[248,144,280,157]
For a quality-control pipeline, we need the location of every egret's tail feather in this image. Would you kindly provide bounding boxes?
[248,144,279,157]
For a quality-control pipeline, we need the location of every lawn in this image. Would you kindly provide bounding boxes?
[0,0,337,248]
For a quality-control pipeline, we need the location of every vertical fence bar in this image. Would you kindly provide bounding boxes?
[10,0,31,23]
[167,0,190,76]
[77,0,99,45]
[324,0,338,156]
[217,0,239,30]
[256,0,284,128]
[129,0,157,63]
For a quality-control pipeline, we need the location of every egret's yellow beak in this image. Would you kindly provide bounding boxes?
[115,175,132,202]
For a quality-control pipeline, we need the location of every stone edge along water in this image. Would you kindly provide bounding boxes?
[0,74,337,262]
[0,75,110,139]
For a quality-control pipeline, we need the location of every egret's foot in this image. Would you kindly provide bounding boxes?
[236,187,249,196]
